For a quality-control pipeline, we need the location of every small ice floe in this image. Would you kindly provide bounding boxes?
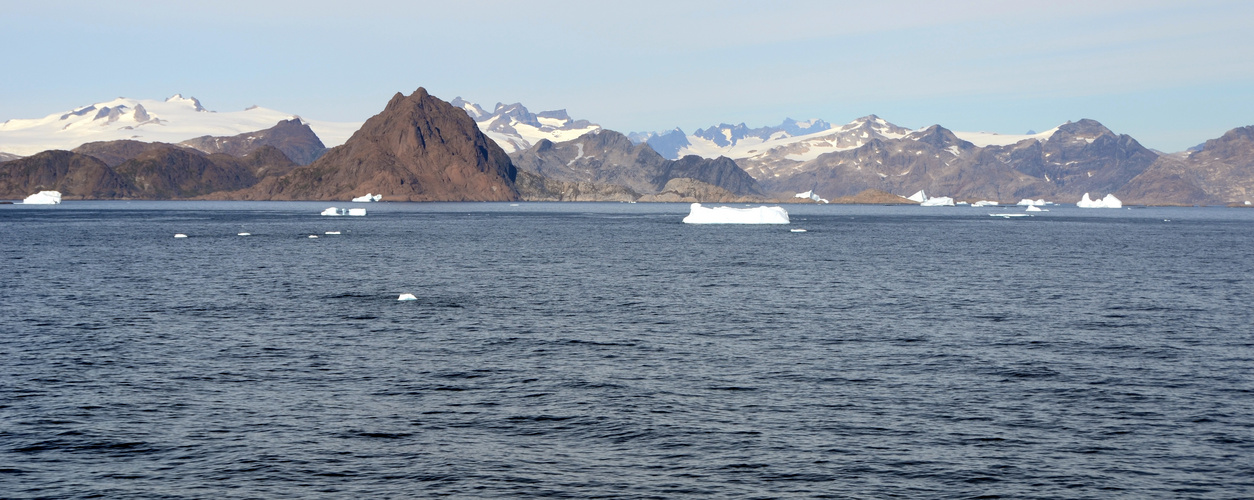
[972,200,998,207]
[1076,193,1122,208]
[23,191,62,204]
[397,293,417,301]
[347,208,366,216]
[509,203,520,207]
[1025,205,1046,212]
[351,193,382,202]
[790,228,807,233]
[682,203,790,224]
[324,231,341,235]
[237,232,251,236]
[956,201,970,206]
[174,233,188,238]
[321,207,343,216]
[990,213,1031,218]
[308,235,318,239]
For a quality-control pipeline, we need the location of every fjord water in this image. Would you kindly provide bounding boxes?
[2,202,1252,499]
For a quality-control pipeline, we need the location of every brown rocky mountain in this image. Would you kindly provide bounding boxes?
[235,88,518,201]
[1,143,296,200]
[180,118,328,165]
[514,170,640,202]
[1119,126,1254,205]
[73,140,184,167]
[743,119,1160,203]
[0,152,22,163]
[510,130,764,197]
[0,150,140,200]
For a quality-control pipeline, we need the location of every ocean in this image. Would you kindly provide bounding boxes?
[2,201,1252,498]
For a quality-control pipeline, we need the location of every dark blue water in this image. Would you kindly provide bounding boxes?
[2,201,1253,499]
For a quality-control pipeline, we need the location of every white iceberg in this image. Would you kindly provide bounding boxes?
[351,193,382,202]
[1025,205,1046,212]
[682,203,789,224]
[1077,193,1122,208]
[907,190,928,203]
[397,293,417,301]
[321,207,343,216]
[1016,198,1048,206]
[972,200,998,207]
[174,233,188,238]
[237,232,251,236]
[23,190,62,204]
[347,208,366,216]
[920,196,955,207]
[794,190,828,204]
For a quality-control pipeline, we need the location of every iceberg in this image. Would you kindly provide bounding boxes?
[682,203,789,224]
[347,208,366,216]
[972,200,998,207]
[794,190,829,203]
[1025,205,1046,212]
[174,233,188,238]
[907,190,928,203]
[23,191,62,204]
[398,293,417,301]
[920,196,955,207]
[237,232,251,236]
[351,193,382,202]
[1077,193,1122,208]
[321,207,343,216]
[1016,198,1047,206]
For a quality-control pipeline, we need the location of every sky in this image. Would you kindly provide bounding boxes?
[2,0,1252,152]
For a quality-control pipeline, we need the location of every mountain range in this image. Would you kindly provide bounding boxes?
[3,91,1253,205]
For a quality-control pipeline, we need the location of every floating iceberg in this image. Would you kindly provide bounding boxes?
[324,231,341,235]
[990,213,1030,218]
[1025,205,1046,212]
[682,203,789,224]
[237,232,251,236]
[795,190,829,204]
[1077,193,1122,208]
[1017,198,1048,206]
[321,207,343,216]
[23,191,62,204]
[174,233,188,238]
[351,193,382,202]
[920,196,955,207]
[347,208,366,216]
[398,293,417,301]
[907,190,928,203]
[308,235,318,239]
[972,200,998,207]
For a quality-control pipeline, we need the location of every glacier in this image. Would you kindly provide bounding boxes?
[22,191,62,204]
[682,203,790,224]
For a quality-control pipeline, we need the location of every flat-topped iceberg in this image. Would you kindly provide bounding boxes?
[1017,198,1048,206]
[351,193,382,202]
[972,200,998,207]
[1077,193,1122,208]
[683,203,789,224]
[23,191,62,204]
[321,207,343,216]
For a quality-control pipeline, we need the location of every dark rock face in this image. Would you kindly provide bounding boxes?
[0,150,139,199]
[510,130,763,197]
[244,88,518,202]
[0,152,23,163]
[180,118,328,165]
[113,148,262,199]
[514,170,639,202]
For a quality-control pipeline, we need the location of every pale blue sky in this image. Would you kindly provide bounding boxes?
[2,0,1251,151]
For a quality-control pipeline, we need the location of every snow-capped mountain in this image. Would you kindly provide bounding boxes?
[0,95,360,156]
[450,97,600,154]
